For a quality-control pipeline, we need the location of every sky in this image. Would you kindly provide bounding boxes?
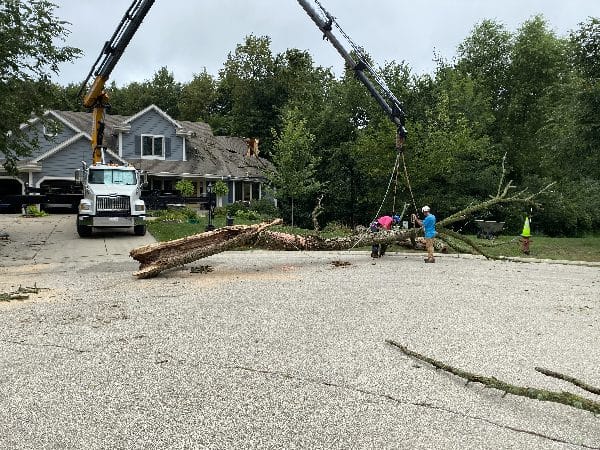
[51,0,600,87]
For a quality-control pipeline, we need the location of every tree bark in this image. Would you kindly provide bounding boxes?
[387,340,600,415]
[130,219,282,278]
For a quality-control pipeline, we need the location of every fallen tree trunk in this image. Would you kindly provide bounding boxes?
[255,229,447,252]
[130,219,282,278]
[130,224,447,278]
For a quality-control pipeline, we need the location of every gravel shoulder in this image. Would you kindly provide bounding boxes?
[1,214,599,449]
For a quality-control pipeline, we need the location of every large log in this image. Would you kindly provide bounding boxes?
[130,223,447,278]
[130,219,282,278]
[255,229,447,252]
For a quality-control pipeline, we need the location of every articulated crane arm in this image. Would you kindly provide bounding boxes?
[297,0,408,151]
[78,0,155,165]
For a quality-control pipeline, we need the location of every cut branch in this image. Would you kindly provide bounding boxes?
[386,340,600,415]
[535,367,600,396]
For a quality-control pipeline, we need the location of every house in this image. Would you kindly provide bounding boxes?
[0,104,273,208]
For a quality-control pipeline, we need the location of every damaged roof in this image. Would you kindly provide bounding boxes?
[51,110,273,180]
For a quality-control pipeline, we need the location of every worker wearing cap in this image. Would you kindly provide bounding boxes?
[411,206,436,263]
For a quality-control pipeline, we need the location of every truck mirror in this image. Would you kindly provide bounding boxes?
[74,169,82,185]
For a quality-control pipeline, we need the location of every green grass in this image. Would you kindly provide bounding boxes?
[467,235,600,262]
[147,216,600,262]
[147,215,258,242]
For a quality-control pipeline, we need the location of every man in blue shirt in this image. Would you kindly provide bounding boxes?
[412,206,436,263]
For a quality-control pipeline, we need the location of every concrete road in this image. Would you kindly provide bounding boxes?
[0,214,599,449]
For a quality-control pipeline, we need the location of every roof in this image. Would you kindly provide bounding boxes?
[11,107,274,181]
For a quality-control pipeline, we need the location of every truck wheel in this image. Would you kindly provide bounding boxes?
[134,224,147,236]
[77,222,92,237]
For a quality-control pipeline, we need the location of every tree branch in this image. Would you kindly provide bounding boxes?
[535,367,600,396]
[386,340,600,415]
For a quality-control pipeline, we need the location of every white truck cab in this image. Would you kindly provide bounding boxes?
[75,162,147,237]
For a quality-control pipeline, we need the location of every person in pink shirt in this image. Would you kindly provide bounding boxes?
[370,214,400,258]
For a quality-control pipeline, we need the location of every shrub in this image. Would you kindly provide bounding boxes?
[235,209,261,220]
[25,205,47,217]
[249,198,278,218]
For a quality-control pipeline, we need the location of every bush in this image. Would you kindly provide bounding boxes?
[153,207,199,223]
[235,209,261,220]
[249,198,278,218]
[322,221,352,234]
[25,205,47,217]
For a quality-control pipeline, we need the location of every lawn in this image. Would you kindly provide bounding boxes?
[466,235,600,262]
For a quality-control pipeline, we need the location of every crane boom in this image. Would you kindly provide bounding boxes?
[296,0,408,150]
[78,0,155,164]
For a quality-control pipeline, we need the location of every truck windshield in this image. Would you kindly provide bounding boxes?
[88,169,137,185]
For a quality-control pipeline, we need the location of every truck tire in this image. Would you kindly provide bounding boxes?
[134,224,147,236]
[77,222,92,237]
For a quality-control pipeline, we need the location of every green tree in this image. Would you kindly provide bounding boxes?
[569,17,600,179]
[178,70,217,122]
[106,67,181,117]
[0,0,81,173]
[504,16,568,181]
[215,35,283,154]
[269,108,321,227]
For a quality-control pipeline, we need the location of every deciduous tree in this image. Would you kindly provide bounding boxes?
[0,0,81,174]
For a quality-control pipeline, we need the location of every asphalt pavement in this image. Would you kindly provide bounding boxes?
[0,214,599,449]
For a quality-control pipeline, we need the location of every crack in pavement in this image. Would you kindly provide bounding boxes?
[1,339,89,354]
[1,337,595,447]
[31,217,65,262]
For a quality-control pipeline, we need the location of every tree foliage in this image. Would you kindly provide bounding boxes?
[7,11,600,236]
[0,0,81,173]
[268,108,321,227]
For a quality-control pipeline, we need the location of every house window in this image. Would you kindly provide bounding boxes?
[141,135,164,159]
[43,120,59,138]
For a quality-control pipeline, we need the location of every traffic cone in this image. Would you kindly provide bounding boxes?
[520,215,530,255]
[521,216,531,237]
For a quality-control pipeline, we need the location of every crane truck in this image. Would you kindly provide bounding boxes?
[74,0,155,237]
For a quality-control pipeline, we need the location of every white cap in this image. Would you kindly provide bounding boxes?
[422,206,430,212]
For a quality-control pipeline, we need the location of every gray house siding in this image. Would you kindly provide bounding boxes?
[121,110,183,161]
[25,119,78,160]
[33,137,91,186]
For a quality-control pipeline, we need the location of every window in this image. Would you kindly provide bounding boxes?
[89,169,137,185]
[43,120,59,138]
[141,135,164,158]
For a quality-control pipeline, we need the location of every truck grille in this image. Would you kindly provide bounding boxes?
[96,195,130,213]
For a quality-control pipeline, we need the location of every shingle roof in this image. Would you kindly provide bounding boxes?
[49,110,273,180]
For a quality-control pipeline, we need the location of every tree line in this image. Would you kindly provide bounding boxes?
[2,1,599,236]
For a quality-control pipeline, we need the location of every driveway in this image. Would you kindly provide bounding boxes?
[0,214,599,449]
[0,213,155,267]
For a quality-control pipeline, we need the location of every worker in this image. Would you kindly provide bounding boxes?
[411,206,436,263]
[370,214,401,258]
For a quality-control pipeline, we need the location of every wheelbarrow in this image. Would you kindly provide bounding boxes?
[475,220,505,239]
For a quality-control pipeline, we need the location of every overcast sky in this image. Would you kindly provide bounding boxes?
[51,0,600,86]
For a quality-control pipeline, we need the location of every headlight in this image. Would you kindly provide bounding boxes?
[135,203,145,212]
[79,202,91,212]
